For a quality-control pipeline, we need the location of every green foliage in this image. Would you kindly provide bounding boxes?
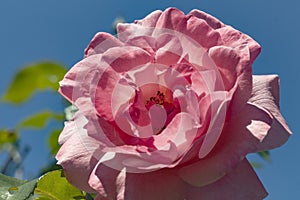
[0,170,93,200]
[64,105,78,121]
[250,162,263,169]
[0,130,18,146]
[34,170,85,200]
[48,129,61,155]
[258,151,271,163]
[17,111,64,130]
[1,62,66,104]
[0,173,37,200]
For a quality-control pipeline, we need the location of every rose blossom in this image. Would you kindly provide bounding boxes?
[56,8,291,200]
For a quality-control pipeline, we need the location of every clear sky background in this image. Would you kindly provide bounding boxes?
[0,0,299,199]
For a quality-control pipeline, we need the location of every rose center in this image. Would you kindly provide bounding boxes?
[140,84,173,109]
[138,84,177,135]
[145,90,165,107]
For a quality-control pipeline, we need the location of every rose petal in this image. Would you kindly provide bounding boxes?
[89,163,126,200]
[249,75,292,149]
[102,46,152,73]
[178,103,272,187]
[188,9,224,30]
[198,92,228,158]
[56,130,101,193]
[217,26,261,64]
[92,159,267,200]
[134,10,163,27]
[153,112,198,156]
[126,35,156,55]
[155,33,184,65]
[184,159,268,200]
[155,7,186,31]
[124,169,186,200]
[208,46,239,90]
[185,15,221,48]
[58,54,103,104]
[84,32,123,57]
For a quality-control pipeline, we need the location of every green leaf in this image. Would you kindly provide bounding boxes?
[34,170,85,200]
[17,111,64,130]
[0,130,18,146]
[64,105,78,121]
[257,151,271,163]
[250,162,263,169]
[1,62,66,104]
[48,129,61,155]
[0,173,37,200]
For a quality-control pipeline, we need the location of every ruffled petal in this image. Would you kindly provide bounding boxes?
[94,159,267,200]
[58,54,103,104]
[89,163,126,200]
[178,103,272,187]
[208,46,239,90]
[84,32,123,57]
[134,10,162,27]
[188,9,224,30]
[249,75,292,149]
[217,26,261,64]
[101,46,152,73]
[56,127,101,193]
[155,7,186,31]
[185,15,221,48]
[215,26,261,114]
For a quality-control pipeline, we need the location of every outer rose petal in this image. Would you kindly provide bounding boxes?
[59,54,103,104]
[208,46,239,90]
[179,75,291,187]
[215,26,261,114]
[84,32,123,57]
[89,164,126,200]
[248,75,292,149]
[178,103,273,187]
[188,9,224,29]
[134,10,163,27]
[184,159,267,200]
[56,129,100,193]
[92,159,266,200]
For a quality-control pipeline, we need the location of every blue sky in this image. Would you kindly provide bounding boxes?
[0,0,299,199]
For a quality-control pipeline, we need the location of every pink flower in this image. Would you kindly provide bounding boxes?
[56,8,291,200]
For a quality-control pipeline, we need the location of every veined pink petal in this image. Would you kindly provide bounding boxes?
[94,67,120,122]
[155,7,186,31]
[84,32,123,57]
[126,35,156,55]
[155,33,184,65]
[178,103,272,187]
[56,131,101,193]
[101,46,152,73]
[58,54,103,104]
[58,121,75,145]
[208,46,239,90]
[248,75,292,150]
[153,112,198,155]
[89,163,126,200]
[217,26,261,64]
[185,15,221,48]
[188,9,224,29]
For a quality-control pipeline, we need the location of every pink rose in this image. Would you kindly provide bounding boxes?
[56,8,291,200]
